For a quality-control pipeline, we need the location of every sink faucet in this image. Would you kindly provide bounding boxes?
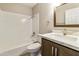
[64,29,66,35]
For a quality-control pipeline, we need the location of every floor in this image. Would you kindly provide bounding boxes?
[20,50,41,56]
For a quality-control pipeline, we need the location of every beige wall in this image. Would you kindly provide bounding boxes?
[0,3,32,16]
[32,3,53,34]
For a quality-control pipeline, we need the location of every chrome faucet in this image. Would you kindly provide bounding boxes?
[64,29,66,35]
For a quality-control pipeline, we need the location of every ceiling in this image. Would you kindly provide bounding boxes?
[22,3,37,8]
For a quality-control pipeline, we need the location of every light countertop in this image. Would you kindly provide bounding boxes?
[39,33,79,51]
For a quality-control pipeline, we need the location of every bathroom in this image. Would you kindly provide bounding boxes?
[1,2,79,57]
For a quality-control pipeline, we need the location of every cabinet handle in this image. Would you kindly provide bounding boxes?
[52,47,55,56]
[52,47,58,56]
[55,48,58,56]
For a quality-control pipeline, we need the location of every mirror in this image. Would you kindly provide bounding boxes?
[65,7,79,25]
[54,3,79,27]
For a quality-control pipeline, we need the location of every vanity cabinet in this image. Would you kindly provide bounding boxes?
[41,38,79,56]
[41,38,53,56]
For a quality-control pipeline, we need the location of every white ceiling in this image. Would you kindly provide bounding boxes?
[22,3,37,8]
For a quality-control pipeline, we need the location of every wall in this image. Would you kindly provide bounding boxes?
[32,3,53,34]
[0,3,32,16]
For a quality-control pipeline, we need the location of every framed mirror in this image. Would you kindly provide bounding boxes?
[54,3,79,27]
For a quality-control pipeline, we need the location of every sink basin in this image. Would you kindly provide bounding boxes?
[48,33,78,42]
[64,35,78,42]
[44,33,64,37]
[43,33,79,42]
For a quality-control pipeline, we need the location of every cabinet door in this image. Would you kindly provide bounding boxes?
[58,45,79,56]
[41,38,54,56]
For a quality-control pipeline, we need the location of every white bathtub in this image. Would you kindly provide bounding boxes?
[0,38,33,56]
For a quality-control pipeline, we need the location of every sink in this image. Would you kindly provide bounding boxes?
[43,33,79,42]
[50,34,78,42]
[64,35,78,42]
[44,33,64,36]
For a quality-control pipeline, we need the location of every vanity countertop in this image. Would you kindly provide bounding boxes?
[39,33,79,51]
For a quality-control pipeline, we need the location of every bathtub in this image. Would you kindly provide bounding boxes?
[0,38,34,56]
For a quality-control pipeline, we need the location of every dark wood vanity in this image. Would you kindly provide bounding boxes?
[41,38,79,56]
